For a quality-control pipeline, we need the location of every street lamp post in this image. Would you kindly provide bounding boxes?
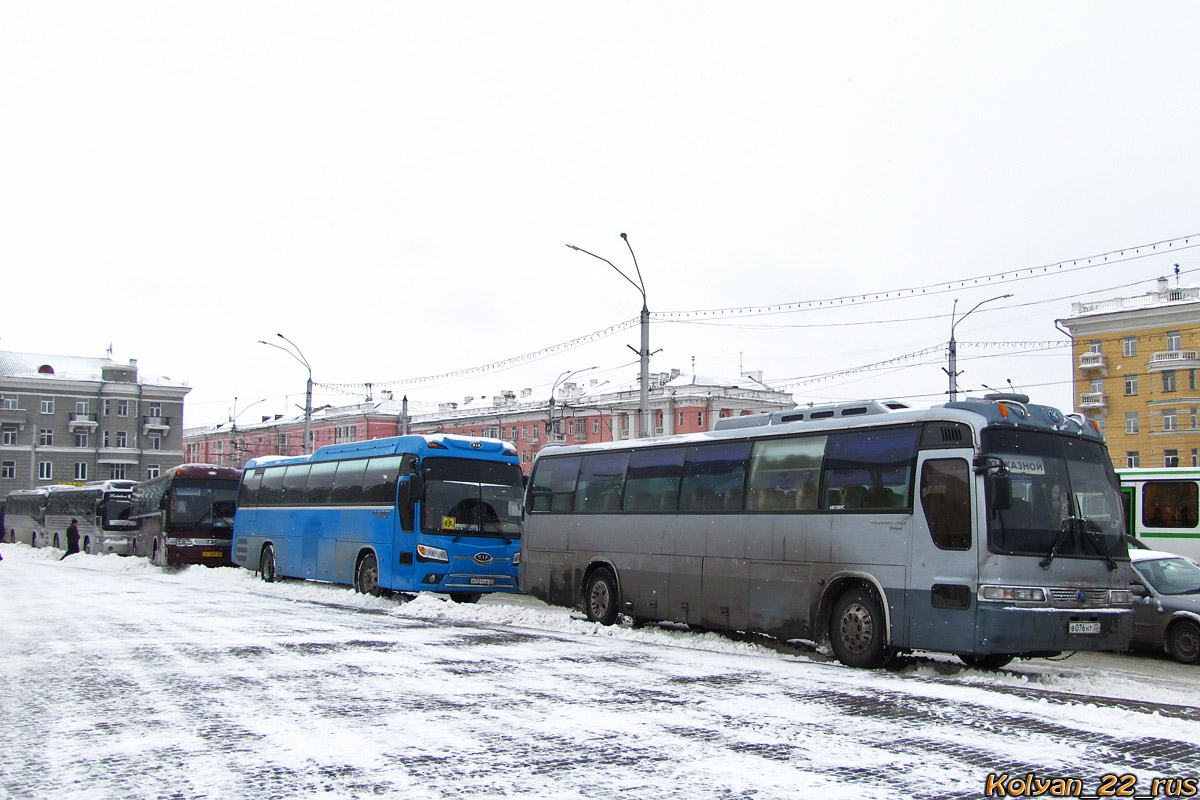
[548,366,597,442]
[945,294,1013,401]
[566,233,651,438]
[258,333,313,454]
[229,396,266,467]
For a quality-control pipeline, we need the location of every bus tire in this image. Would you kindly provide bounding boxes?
[584,567,620,626]
[958,654,1013,670]
[151,538,165,567]
[260,544,278,583]
[355,552,382,597]
[449,592,482,604]
[1168,620,1200,664]
[830,587,892,669]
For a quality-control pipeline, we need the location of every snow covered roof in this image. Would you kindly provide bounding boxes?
[0,350,186,387]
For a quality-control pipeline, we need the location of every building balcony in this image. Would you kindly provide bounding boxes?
[1147,351,1200,371]
[1078,352,1107,375]
[1079,392,1107,410]
[142,415,171,434]
[0,407,27,427]
[69,412,98,431]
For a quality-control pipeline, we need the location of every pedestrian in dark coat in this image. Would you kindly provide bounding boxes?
[60,519,80,560]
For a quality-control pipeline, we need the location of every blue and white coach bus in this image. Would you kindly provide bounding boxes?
[233,434,524,601]
[522,394,1133,669]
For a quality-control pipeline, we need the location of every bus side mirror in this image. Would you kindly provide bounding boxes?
[988,471,1012,511]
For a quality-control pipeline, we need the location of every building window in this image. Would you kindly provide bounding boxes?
[39,428,53,446]
[1163,370,1177,393]
[75,431,88,448]
[1124,337,1137,358]
[1,426,16,446]
[1125,412,1139,434]
[148,402,161,417]
[40,397,54,414]
[593,419,600,434]
[76,399,89,414]
[1164,409,1178,432]
[148,433,161,450]
[109,464,127,480]
[1168,330,1183,352]
[38,461,52,480]
[1194,449,1199,468]
[1125,375,1139,396]
[116,431,128,448]
[1192,371,1198,392]
[698,412,704,428]
[1127,451,1140,468]
[147,465,160,480]
[1090,378,1103,395]
[0,395,17,410]
[1088,339,1102,354]
[74,462,88,481]
[1165,449,1180,468]
[1,461,14,479]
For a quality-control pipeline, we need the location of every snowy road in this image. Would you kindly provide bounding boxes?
[2,544,1200,800]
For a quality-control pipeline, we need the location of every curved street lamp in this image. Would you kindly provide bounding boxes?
[548,366,597,440]
[945,294,1013,401]
[566,234,651,438]
[258,333,313,454]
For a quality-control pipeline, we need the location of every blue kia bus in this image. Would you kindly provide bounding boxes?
[232,433,523,601]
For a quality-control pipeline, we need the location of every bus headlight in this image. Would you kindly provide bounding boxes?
[980,585,1046,602]
[416,544,449,563]
[1108,589,1132,605]
[513,550,521,567]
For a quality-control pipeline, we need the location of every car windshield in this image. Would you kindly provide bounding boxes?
[1135,556,1200,595]
[420,457,523,538]
[984,429,1126,562]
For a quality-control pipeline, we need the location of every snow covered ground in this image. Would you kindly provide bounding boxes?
[2,542,1199,800]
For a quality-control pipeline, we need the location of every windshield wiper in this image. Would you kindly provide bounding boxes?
[1040,518,1075,569]
[1076,517,1119,572]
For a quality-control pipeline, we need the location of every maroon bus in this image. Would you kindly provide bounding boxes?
[131,464,241,567]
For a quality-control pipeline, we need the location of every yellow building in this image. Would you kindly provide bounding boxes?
[1059,277,1200,469]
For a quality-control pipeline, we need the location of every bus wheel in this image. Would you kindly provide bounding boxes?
[151,539,164,567]
[260,544,278,583]
[584,568,620,626]
[450,592,482,604]
[1168,620,1200,664]
[355,553,382,597]
[958,654,1013,670]
[830,587,892,669]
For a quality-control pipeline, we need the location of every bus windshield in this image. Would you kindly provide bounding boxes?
[171,481,238,530]
[103,495,135,529]
[984,429,1126,561]
[421,457,523,538]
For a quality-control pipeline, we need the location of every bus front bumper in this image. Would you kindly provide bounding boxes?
[975,604,1132,654]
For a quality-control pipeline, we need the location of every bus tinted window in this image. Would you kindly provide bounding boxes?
[921,458,971,550]
[528,456,582,513]
[282,465,311,506]
[680,441,751,512]
[576,452,630,513]
[823,427,919,510]
[259,467,286,506]
[747,435,825,511]
[305,461,336,505]
[362,456,404,505]
[331,459,368,505]
[1142,481,1199,529]
[624,446,685,512]
[239,469,263,508]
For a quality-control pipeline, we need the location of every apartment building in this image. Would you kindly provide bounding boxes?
[1059,277,1200,469]
[0,351,190,490]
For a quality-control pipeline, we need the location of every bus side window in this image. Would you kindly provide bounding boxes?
[528,456,582,513]
[920,458,970,551]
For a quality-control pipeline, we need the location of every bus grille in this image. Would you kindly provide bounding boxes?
[1048,588,1109,606]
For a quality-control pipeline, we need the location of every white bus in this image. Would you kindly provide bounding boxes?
[5,489,47,546]
[1117,467,1200,562]
[43,481,138,554]
[522,394,1133,669]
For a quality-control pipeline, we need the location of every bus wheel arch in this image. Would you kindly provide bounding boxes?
[581,563,621,626]
[53,532,60,549]
[354,549,391,597]
[259,543,278,583]
[1166,618,1200,664]
[824,578,894,669]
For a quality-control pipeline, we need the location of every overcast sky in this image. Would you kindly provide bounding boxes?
[2,2,1197,429]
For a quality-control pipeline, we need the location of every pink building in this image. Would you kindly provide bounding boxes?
[184,370,794,474]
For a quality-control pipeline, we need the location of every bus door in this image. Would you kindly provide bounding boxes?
[908,453,979,653]
[387,464,420,591]
[1120,485,1135,539]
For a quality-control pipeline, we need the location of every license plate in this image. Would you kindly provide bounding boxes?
[202,551,223,558]
[1068,621,1101,635]
[469,577,495,586]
